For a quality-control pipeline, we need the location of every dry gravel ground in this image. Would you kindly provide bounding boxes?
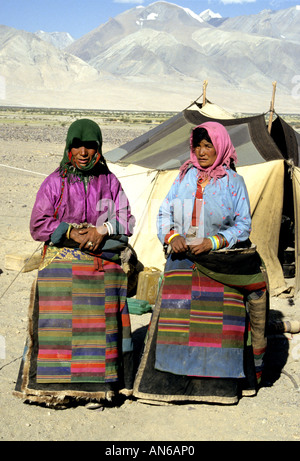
[0,120,300,443]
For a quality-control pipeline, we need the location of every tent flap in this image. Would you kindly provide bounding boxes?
[238,160,286,295]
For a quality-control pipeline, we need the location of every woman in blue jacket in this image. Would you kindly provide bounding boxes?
[133,122,268,405]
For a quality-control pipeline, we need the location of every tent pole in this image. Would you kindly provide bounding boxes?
[203,80,208,106]
[268,81,277,133]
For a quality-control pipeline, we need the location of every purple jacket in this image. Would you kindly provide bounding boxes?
[30,167,135,242]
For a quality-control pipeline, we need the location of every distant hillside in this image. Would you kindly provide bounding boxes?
[65,2,300,93]
[0,1,299,113]
[214,6,300,43]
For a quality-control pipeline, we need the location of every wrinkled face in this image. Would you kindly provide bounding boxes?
[70,139,98,168]
[194,139,217,168]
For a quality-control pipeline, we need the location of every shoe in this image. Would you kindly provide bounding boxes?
[85,402,103,410]
[284,320,300,334]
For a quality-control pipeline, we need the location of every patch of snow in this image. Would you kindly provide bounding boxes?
[182,7,204,23]
[152,1,205,23]
[147,13,158,20]
[199,9,222,21]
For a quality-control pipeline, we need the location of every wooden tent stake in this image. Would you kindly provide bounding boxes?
[268,81,277,133]
[203,80,208,106]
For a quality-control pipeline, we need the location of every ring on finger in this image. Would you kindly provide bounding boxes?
[87,241,94,247]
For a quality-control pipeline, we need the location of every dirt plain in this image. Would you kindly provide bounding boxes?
[0,110,299,444]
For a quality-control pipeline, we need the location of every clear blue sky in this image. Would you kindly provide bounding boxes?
[1,0,299,39]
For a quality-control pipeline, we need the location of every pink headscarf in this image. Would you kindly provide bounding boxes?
[179,122,238,182]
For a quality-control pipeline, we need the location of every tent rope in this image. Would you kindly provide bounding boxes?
[0,163,47,177]
[185,94,203,110]
[0,161,160,180]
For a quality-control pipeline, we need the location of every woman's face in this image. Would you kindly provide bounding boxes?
[194,139,217,168]
[70,140,98,168]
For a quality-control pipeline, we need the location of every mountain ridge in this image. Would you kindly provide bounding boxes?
[0,2,299,113]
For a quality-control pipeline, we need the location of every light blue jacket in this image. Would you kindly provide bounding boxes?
[157,166,251,248]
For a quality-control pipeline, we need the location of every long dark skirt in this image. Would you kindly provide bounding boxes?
[133,249,268,405]
[14,246,134,407]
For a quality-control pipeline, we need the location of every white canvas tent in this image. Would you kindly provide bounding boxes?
[105,102,300,297]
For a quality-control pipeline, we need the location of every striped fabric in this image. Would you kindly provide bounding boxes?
[155,253,266,379]
[157,267,245,351]
[36,251,130,384]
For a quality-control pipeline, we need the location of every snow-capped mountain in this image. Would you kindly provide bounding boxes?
[34,30,75,49]
[199,8,222,22]
[0,1,299,112]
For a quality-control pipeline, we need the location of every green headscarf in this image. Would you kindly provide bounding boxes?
[59,118,104,182]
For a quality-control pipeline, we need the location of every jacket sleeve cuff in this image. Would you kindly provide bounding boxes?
[164,229,180,244]
[50,222,69,245]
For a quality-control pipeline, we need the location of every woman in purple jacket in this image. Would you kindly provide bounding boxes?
[14,119,136,409]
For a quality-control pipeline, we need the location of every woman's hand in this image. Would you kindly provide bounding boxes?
[189,237,213,255]
[170,235,189,253]
[70,225,108,252]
